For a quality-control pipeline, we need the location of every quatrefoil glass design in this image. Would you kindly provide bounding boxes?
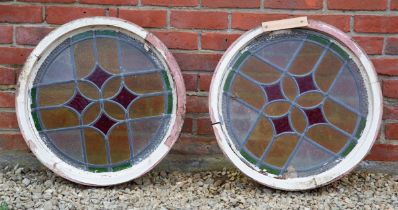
[210,21,383,190]
[30,30,174,173]
[223,30,368,177]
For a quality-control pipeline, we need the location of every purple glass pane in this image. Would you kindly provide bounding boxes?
[272,115,293,134]
[67,92,91,113]
[294,74,317,94]
[93,113,117,135]
[85,65,112,89]
[304,107,326,125]
[263,82,284,102]
[111,86,137,109]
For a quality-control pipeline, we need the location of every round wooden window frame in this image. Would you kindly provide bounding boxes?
[16,17,186,186]
[209,20,382,191]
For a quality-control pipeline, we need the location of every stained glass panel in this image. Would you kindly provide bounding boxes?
[30,30,173,172]
[222,29,369,177]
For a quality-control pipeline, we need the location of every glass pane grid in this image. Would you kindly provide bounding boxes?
[31,30,173,172]
[222,30,368,177]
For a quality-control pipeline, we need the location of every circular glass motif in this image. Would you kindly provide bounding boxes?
[31,30,173,172]
[222,29,368,177]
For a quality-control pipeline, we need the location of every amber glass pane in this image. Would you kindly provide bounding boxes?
[264,101,290,116]
[38,83,74,106]
[74,39,95,79]
[282,76,298,101]
[245,117,273,157]
[289,42,323,75]
[314,51,342,92]
[231,75,265,109]
[104,102,125,120]
[306,124,348,153]
[124,72,164,94]
[96,38,120,74]
[78,81,99,100]
[263,134,299,167]
[324,99,357,134]
[83,103,100,124]
[102,77,121,98]
[240,56,281,84]
[129,95,165,118]
[297,92,323,108]
[40,108,79,129]
[108,123,130,163]
[84,128,107,165]
[290,107,307,133]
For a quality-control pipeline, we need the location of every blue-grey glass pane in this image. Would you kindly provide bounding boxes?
[256,40,301,69]
[48,129,84,162]
[41,48,74,83]
[120,41,156,72]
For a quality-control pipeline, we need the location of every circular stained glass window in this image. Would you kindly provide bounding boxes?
[209,20,382,190]
[16,17,185,186]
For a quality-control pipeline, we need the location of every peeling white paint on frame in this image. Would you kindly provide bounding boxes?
[16,17,186,186]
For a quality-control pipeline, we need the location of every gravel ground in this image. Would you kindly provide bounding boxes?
[0,166,396,209]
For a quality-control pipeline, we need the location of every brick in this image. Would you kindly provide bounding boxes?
[353,36,384,55]
[372,58,398,76]
[16,27,53,46]
[197,118,213,135]
[232,13,350,32]
[202,0,260,8]
[182,118,193,133]
[119,9,167,28]
[142,0,198,7]
[0,92,15,108]
[0,5,42,23]
[186,96,208,113]
[201,32,241,51]
[0,112,18,129]
[182,73,198,91]
[366,144,398,161]
[0,47,32,65]
[172,135,220,155]
[152,31,197,50]
[392,0,398,10]
[385,37,398,55]
[0,67,16,85]
[383,104,398,120]
[382,79,398,98]
[265,0,322,10]
[80,0,137,5]
[0,26,12,44]
[306,15,350,32]
[174,53,222,71]
[355,16,398,33]
[385,123,398,140]
[46,6,115,25]
[171,11,228,30]
[232,13,289,30]
[18,0,75,2]
[198,73,212,91]
[328,0,387,10]
[0,133,29,151]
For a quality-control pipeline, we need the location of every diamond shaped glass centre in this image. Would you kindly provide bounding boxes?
[67,92,91,113]
[93,113,117,135]
[111,86,137,109]
[85,65,112,89]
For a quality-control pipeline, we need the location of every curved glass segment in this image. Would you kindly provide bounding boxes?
[222,29,368,177]
[31,30,173,172]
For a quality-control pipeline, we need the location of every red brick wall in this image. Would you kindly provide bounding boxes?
[0,0,397,162]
